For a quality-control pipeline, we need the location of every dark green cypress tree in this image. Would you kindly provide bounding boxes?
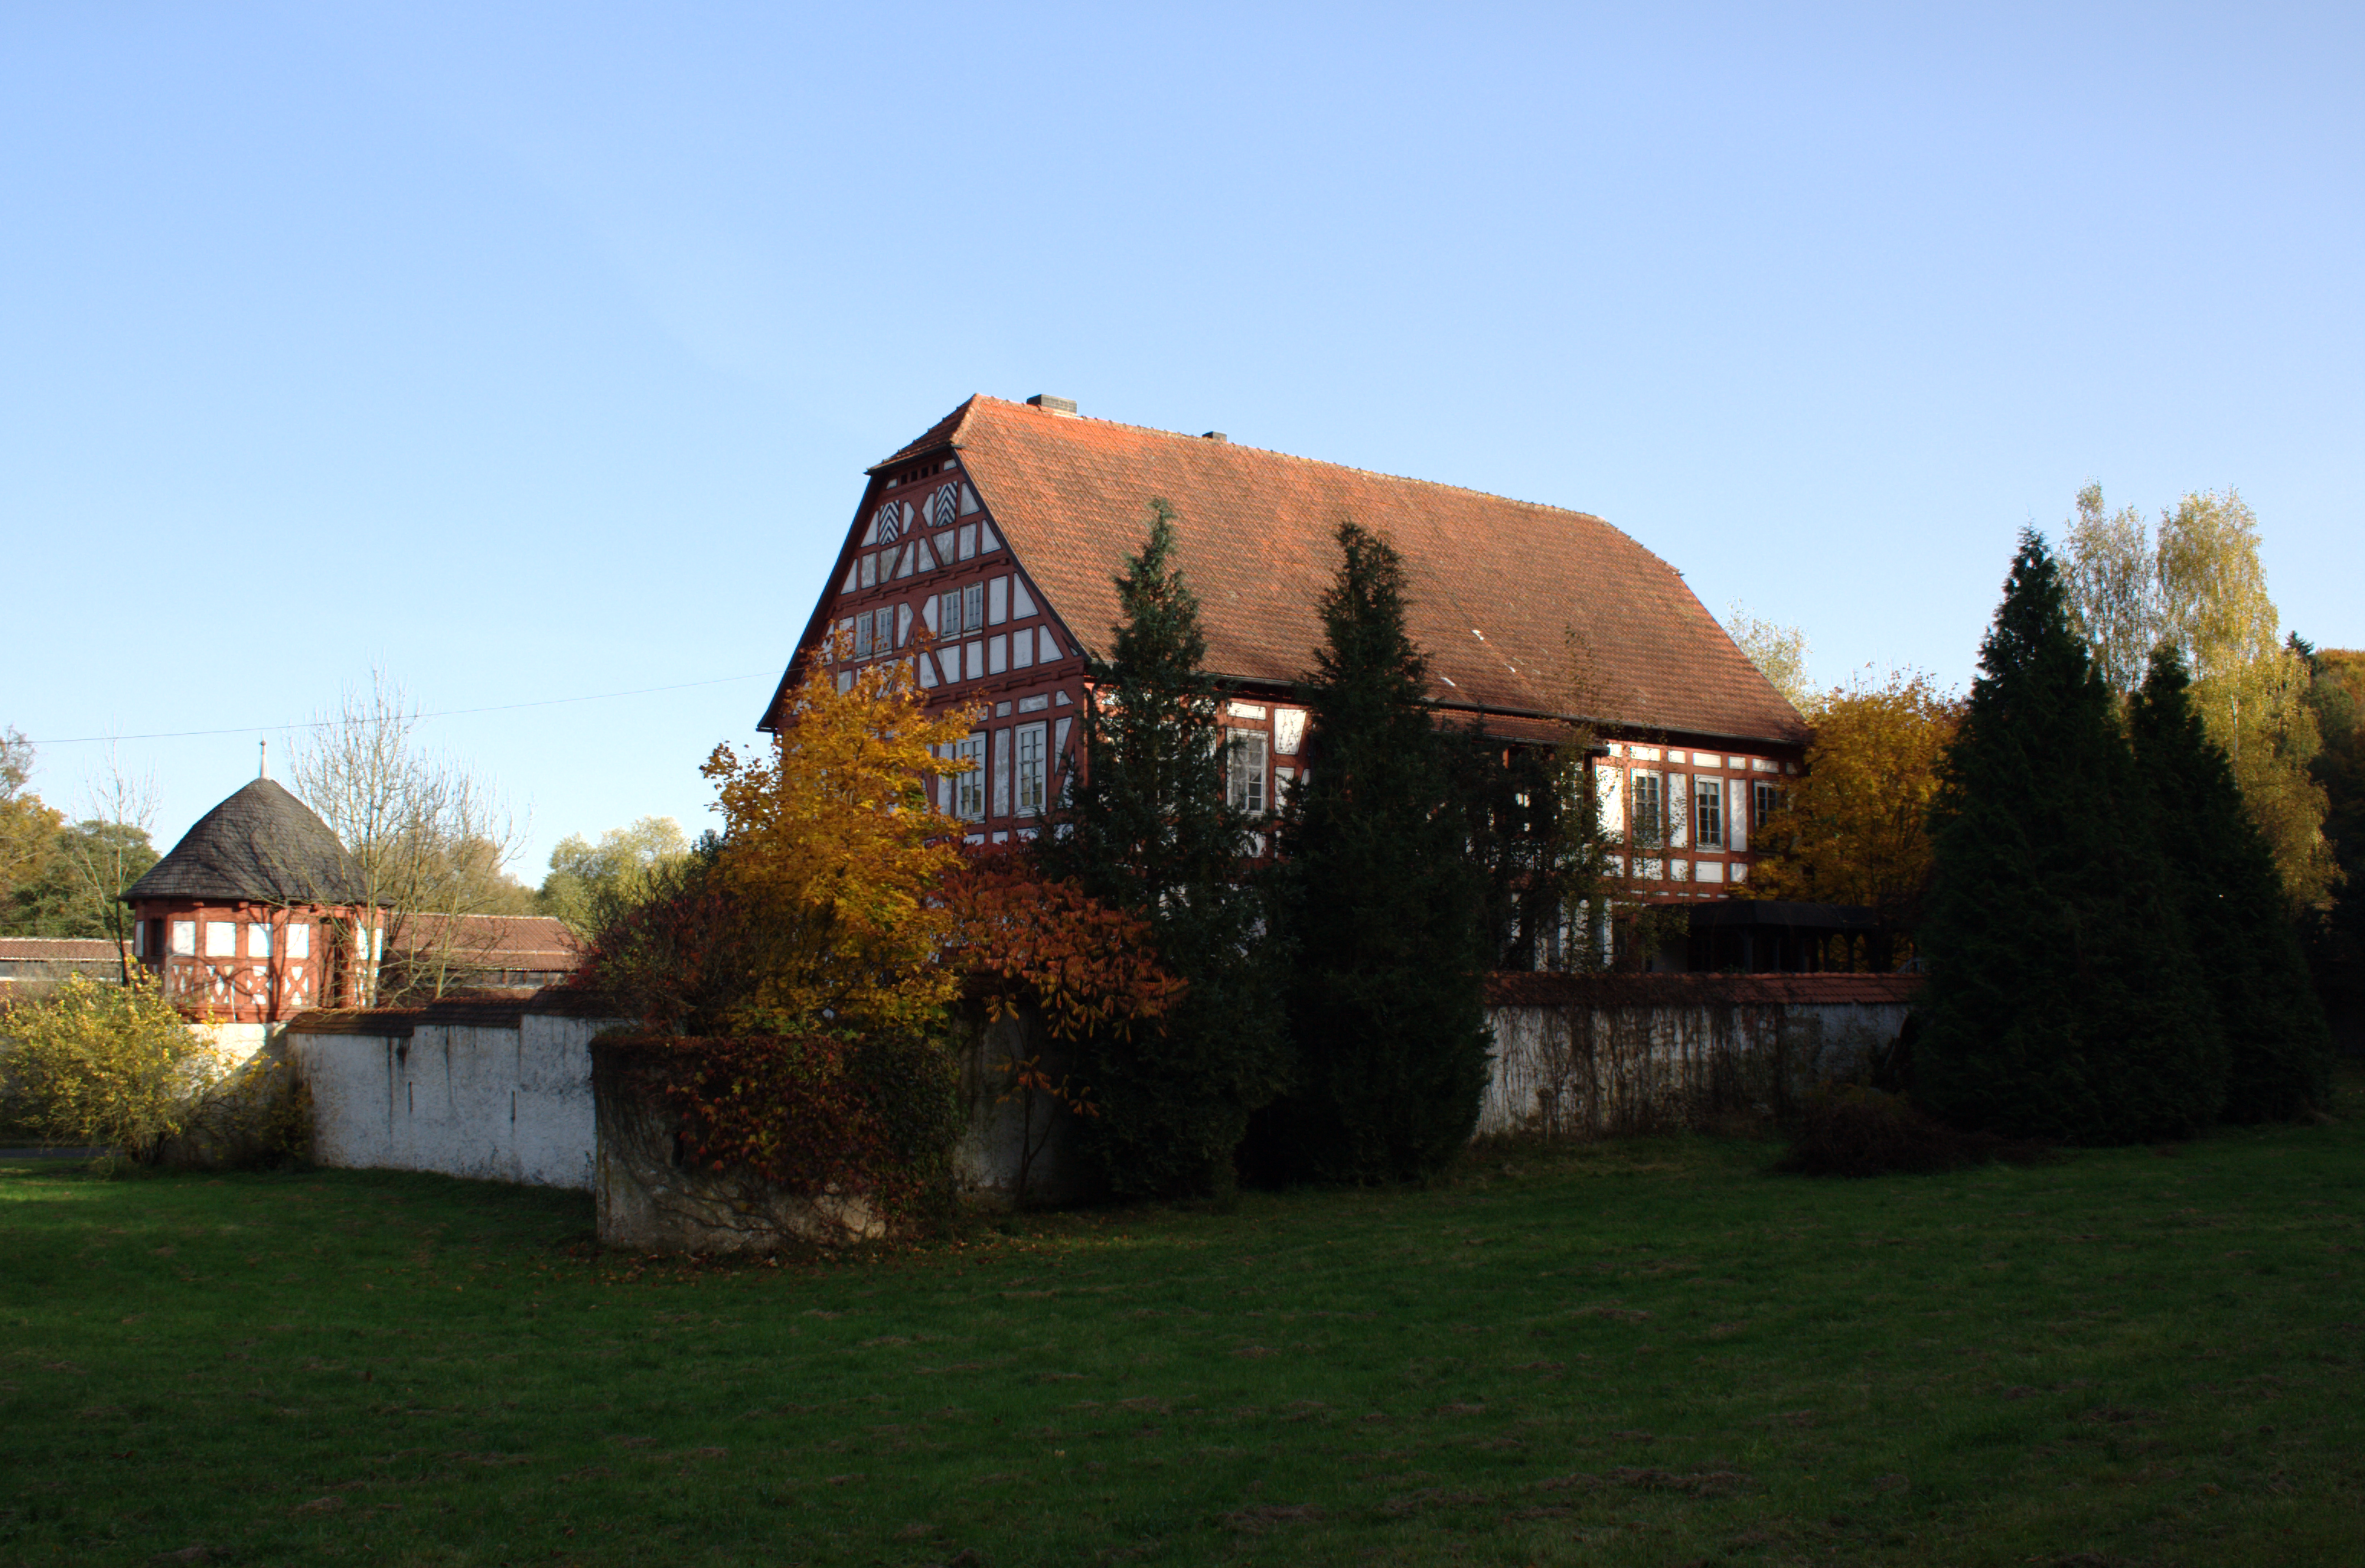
[2129,645,2333,1120]
[1269,521,1492,1182]
[1915,531,2223,1143]
[1036,500,1288,1198]
[1447,729,1590,970]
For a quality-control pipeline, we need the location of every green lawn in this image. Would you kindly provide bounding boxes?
[5,1083,2362,1567]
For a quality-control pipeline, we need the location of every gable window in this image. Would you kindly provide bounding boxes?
[1629,771,1665,846]
[952,735,987,820]
[1694,777,1724,849]
[963,582,984,632]
[853,612,874,659]
[1016,722,1048,816]
[1228,729,1268,815]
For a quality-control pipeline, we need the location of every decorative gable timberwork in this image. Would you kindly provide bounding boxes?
[768,451,1090,847]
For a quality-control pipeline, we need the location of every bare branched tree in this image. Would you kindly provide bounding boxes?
[289,669,527,1006]
[60,745,158,984]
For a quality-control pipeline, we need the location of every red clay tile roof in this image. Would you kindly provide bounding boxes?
[854,396,1805,747]
[387,914,581,970]
[0,937,130,965]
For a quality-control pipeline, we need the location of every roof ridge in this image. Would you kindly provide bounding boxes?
[962,394,1637,541]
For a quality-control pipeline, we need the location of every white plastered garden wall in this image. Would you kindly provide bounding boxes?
[288,1014,622,1191]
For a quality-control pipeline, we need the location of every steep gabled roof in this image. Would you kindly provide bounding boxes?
[827,396,1803,747]
[125,778,363,906]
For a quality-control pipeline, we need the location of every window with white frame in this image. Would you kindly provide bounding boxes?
[1693,777,1724,849]
[1753,780,1783,834]
[963,582,984,633]
[248,923,272,958]
[1228,728,1268,815]
[171,920,195,956]
[1629,771,1665,846]
[288,923,311,960]
[1015,722,1048,816]
[953,734,987,820]
[205,921,236,958]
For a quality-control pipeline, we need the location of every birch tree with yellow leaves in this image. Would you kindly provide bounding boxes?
[2063,484,2337,911]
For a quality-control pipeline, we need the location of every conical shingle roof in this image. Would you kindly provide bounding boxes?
[125,778,363,906]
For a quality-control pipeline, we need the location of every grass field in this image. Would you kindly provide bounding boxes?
[4,1082,2362,1566]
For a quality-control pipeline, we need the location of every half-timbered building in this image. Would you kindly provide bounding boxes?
[762,394,1808,903]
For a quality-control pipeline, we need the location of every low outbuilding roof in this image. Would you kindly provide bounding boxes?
[124,778,363,906]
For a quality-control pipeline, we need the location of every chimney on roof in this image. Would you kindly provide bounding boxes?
[1200,431,1228,442]
[1026,394,1078,416]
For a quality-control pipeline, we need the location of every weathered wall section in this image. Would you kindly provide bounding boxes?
[285,999,627,1191]
[1478,973,1919,1138]
[280,978,1920,1234]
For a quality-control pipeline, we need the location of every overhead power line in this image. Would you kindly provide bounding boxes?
[25,672,777,747]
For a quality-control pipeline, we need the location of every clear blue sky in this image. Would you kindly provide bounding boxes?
[5,3,2360,879]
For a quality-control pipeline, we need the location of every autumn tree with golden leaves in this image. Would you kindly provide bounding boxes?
[697,634,979,1037]
[1746,669,1963,958]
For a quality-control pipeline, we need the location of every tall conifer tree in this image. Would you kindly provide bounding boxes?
[2130,645,2332,1120]
[1037,501,1287,1198]
[1270,521,1491,1182]
[1916,532,2223,1143]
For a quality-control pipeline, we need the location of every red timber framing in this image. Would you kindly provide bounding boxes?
[761,396,1808,885]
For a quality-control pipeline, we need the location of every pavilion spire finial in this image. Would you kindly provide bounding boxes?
[259,738,268,780]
